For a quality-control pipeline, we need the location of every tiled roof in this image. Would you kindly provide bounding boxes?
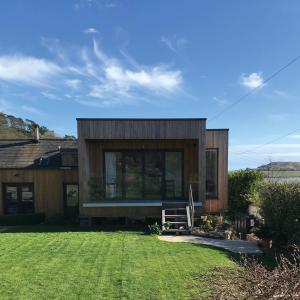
[0,139,77,169]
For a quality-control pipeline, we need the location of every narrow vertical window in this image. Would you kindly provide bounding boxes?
[206,149,218,199]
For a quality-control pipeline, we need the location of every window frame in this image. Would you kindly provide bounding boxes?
[205,148,219,199]
[63,183,79,218]
[2,182,35,214]
[103,149,184,201]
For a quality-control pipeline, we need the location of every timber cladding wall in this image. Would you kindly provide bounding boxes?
[204,129,229,213]
[77,118,206,140]
[0,169,78,216]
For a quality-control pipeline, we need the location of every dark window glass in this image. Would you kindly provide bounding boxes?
[124,152,143,199]
[206,149,218,199]
[103,150,184,200]
[165,152,183,199]
[4,183,34,214]
[105,152,123,199]
[144,152,163,199]
[64,184,79,220]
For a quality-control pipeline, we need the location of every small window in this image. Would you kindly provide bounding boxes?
[4,183,34,214]
[206,149,218,199]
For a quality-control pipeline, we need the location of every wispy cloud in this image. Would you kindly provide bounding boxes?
[0,38,183,108]
[65,79,81,89]
[41,91,62,101]
[74,0,117,10]
[84,27,98,34]
[0,55,63,86]
[240,72,264,89]
[289,134,300,140]
[161,35,188,53]
[212,96,229,106]
[21,105,42,114]
[268,113,289,122]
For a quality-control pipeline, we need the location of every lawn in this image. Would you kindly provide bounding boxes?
[0,227,235,299]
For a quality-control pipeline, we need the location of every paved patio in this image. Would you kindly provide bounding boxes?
[159,235,262,254]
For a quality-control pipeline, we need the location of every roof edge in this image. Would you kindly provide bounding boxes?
[206,128,229,131]
[76,118,207,121]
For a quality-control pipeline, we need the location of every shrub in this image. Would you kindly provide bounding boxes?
[228,169,264,217]
[260,182,300,244]
[0,213,45,226]
[146,222,162,235]
[195,245,300,299]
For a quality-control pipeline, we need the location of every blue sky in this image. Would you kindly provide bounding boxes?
[1,0,300,170]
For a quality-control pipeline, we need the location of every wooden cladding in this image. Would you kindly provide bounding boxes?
[77,119,206,139]
[205,130,228,212]
[0,169,78,216]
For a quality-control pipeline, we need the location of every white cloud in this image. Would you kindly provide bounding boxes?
[74,0,117,10]
[21,105,41,114]
[84,27,98,34]
[161,35,188,53]
[0,39,183,108]
[290,134,300,140]
[65,79,81,89]
[0,55,63,86]
[41,91,62,101]
[240,72,264,89]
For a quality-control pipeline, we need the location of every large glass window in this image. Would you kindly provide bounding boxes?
[4,183,34,214]
[144,152,163,199]
[206,149,218,199]
[124,152,143,199]
[165,152,183,199]
[104,150,183,200]
[105,152,123,199]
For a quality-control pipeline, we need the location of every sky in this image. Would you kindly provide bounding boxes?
[0,0,300,170]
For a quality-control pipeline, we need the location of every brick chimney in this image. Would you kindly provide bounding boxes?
[33,126,40,143]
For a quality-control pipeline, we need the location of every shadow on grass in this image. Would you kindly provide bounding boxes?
[0,224,148,234]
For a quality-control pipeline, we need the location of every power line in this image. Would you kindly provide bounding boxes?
[232,128,300,155]
[209,54,300,122]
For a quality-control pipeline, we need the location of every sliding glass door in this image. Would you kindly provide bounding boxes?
[104,150,183,200]
[124,152,143,199]
[144,152,163,199]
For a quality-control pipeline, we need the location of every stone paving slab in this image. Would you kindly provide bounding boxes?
[159,235,263,254]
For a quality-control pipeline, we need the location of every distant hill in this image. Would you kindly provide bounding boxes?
[258,162,300,171]
[0,112,75,139]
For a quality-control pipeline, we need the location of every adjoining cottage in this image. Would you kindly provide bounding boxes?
[0,118,228,226]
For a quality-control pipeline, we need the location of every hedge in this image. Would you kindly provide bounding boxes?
[260,182,300,244]
[0,213,45,226]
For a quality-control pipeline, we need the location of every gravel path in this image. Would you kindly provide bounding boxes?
[159,235,262,254]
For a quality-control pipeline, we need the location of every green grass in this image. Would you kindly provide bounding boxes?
[0,226,235,299]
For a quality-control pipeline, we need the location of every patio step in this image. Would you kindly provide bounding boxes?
[161,206,192,234]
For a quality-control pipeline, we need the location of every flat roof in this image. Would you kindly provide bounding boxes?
[76,118,207,121]
[206,128,229,131]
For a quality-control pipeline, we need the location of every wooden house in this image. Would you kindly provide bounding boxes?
[0,118,228,230]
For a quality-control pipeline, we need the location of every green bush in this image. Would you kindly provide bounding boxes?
[0,213,45,226]
[228,169,263,217]
[146,222,162,235]
[260,182,300,244]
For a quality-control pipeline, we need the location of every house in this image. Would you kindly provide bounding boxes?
[0,118,228,229]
